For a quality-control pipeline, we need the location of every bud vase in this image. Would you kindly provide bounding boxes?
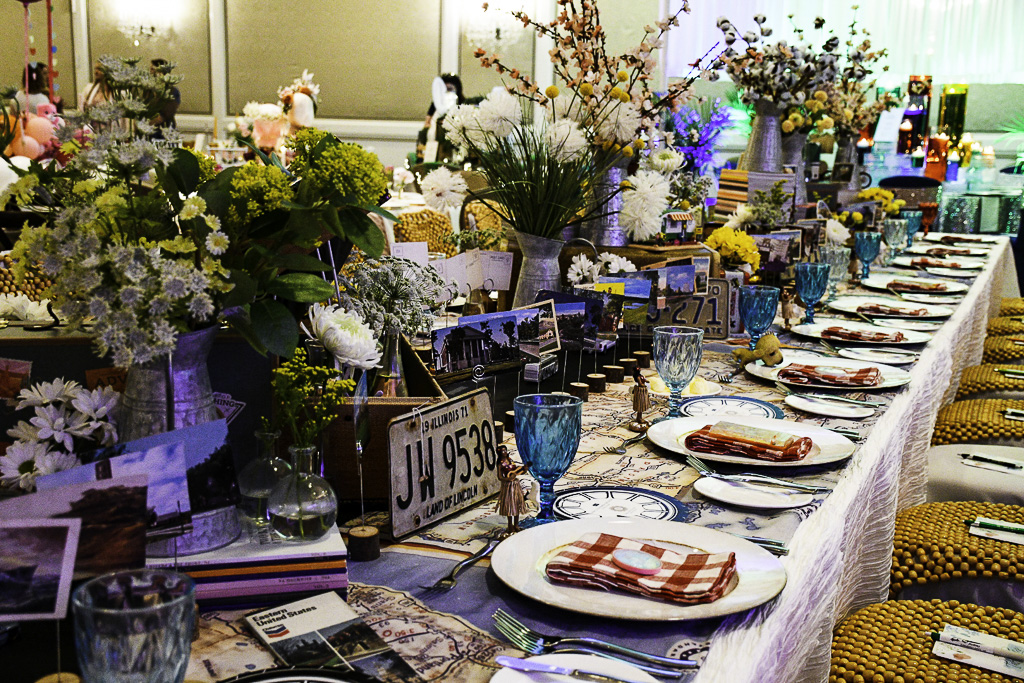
[267,445,338,542]
[237,429,292,527]
[739,99,783,173]
[370,331,407,398]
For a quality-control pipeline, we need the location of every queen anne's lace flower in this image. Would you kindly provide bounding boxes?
[420,168,468,211]
[302,304,382,371]
[619,170,672,241]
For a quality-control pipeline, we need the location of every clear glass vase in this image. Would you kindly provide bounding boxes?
[267,445,338,542]
[236,430,292,528]
[370,331,407,398]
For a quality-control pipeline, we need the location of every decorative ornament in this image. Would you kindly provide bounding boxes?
[495,445,527,534]
[732,333,784,368]
[628,367,652,433]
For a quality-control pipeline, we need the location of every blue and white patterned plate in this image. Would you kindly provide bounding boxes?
[553,486,690,522]
[677,396,785,420]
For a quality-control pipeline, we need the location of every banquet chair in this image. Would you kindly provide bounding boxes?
[889,501,1024,609]
[988,317,1024,337]
[983,337,1024,365]
[1000,298,1024,316]
[832,599,1024,682]
[932,399,1024,446]
[955,364,1024,401]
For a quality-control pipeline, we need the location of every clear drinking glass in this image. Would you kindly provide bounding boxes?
[72,569,196,683]
[652,326,704,419]
[854,231,883,280]
[738,286,780,350]
[513,394,583,525]
[881,219,909,266]
[819,244,851,301]
[795,263,830,324]
[902,210,924,246]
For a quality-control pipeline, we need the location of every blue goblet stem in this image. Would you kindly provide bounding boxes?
[537,481,557,521]
[667,388,684,418]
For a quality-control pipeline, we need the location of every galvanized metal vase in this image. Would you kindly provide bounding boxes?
[579,161,629,247]
[739,99,784,173]
[119,326,220,442]
[512,231,566,308]
[782,131,808,206]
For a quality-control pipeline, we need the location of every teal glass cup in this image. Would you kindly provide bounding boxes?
[882,219,908,265]
[738,285,780,350]
[902,210,924,246]
[819,244,851,301]
[854,231,883,280]
[514,394,583,525]
[795,262,830,324]
[652,326,704,420]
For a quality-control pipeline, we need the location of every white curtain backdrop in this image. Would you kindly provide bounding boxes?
[666,0,1024,86]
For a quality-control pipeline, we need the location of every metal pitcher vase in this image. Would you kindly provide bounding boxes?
[512,232,596,308]
[782,131,808,206]
[579,160,629,247]
[739,99,784,173]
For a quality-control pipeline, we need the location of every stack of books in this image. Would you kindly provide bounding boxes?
[147,524,348,609]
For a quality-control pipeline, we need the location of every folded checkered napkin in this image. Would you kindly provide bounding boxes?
[545,532,736,604]
[855,303,927,317]
[776,362,882,387]
[822,326,906,343]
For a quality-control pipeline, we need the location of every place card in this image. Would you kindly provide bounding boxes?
[391,241,429,266]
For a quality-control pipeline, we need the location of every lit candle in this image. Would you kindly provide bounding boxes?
[911,147,926,168]
[946,150,960,182]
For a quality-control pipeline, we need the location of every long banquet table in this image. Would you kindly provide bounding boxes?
[177,235,1019,683]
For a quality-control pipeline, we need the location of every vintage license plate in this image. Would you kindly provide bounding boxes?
[388,388,500,538]
[633,278,731,340]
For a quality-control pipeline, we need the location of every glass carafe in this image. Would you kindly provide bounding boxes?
[267,445,338,542]
[236,430,292,528]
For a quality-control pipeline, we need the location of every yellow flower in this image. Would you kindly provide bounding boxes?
[545,85,560,99]
[617,70,629,82]
[580,83,594,97]
[622,146,634,157]
[680,200,691,210]
[609,87,623,100]
[806,100,823,113]
[852,211,864,223]
[814,90,828,102]
[619,90,631,103]
[843,108,854,120]
[781,120,795,134]
[819,116,835,130]
[634,138,646,149]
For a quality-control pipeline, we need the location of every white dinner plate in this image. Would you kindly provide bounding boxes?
[693,476,815,509]
[896,292,964,305]
[893,255,985,270]
[906,244,989,257]
[827,295,953,319]
[835,347,919,365]
[646,415,856,467]
[791,320,932,344]
[784,394,874,420]
[490,518,787,621]
[677,396,785,420]
[860,275,969,294]
[491,654,658,683]
[746,351,910,390]
[871,318,943,332]
[924,233,1000,245]
[925,267,979,279]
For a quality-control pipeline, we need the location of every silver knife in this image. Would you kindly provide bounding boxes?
[496,656,660,683]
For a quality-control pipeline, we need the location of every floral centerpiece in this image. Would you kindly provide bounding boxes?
[858,187,905,217]
[703,226,760,276]
[0,378,118,492]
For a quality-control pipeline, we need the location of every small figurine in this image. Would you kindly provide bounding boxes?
[733,333,785,368]
[780,288,803,330]
[628,367,652,433]
[495,445,527,534]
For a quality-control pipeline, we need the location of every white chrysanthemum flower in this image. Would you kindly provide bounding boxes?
[567,254,600,285]
[17,378,81,409]
[476,89,523,138]
[71,385,119,422]
[35,451,80,477]
[600,253,637,275]
[724,204,757,230]
[545,119,588,163]
[30,404,91,452]
[420,167,468,211]
[646,149,685,174]
[7,420,38,442]
[0,441,49,491]
[302,303,382,370]
[619,170,672,241]
[598,100,642,144]
[179,195,206,221]
[441,104,481,149]
[205,231,230,256]
[11,295,50,322]
[825,218,851,244]
[243,101,285,121]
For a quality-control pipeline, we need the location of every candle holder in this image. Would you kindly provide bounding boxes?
[603,365,625,383]
[633,350,651,369]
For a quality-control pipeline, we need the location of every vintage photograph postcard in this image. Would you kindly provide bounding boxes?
[536,290,601,347]
[511,299,561,358]
[432,312,521,375]
[0,518,81,621]
[553,302,587,349]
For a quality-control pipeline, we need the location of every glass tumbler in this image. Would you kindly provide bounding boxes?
[652,326,704,419]
[795,263,830,324]
[902,210,924,246]
[73,569,196,683]
[819,244,851,301]
[738,285,780,350]
[881,219,908,266]
[854,231,883,280]
[514,394,583,525]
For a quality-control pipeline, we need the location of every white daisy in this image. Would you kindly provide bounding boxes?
[0,441,49,491]
[302,303,382,371]
[476,89,523,138]
[545,119,588,163]
[205,231,230,256]
[567,254,599,285]
[71,386,120,422]
[7,420,39,442]
[30,404,91,452]
[178,195,206,221]
[600,253,637,275]
[35,451,81,477]
[17,378,80,409]
[619,170,672,242]
[420,167,468,212]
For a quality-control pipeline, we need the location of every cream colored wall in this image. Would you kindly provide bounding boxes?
[225,0,442,121]
[86,0,211,114]
[0,0,76,107]
[458,19,535,102]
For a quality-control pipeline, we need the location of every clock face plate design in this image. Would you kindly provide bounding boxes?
[553,486,689,522]
[677,396,785,419]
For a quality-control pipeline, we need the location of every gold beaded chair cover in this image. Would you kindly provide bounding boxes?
[989,317,1024,337]
[983,337,1024,365]
[932,399,1024,446]
[956,365,1024,401]
[1000,297,1024,317]
[393,209,457,257]
[832,599,1024,683]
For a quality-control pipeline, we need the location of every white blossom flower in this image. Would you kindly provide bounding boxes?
[179,195,206,221]
[567,254,600,285]
[71,386,120,422]
[0,441,49,490]
[600,253,637,275]
[441,104,482,149]
[476,89,523,138]
[242,101,285,121]
[619,170,672,241]
[724,204,757,230]
[646,148,685,174]
[393,168,415,187]
[302,303,382,370]
[29,404,91,452]
[205,231,230,255]
[7,420,38,442]
[204,215,221,231]
[10,295,50,322]
[545,119,587,162]
[598,101,642,144]
[35,451,80,477]
[420,167,468,211]
[825,218,851,244]
[17,378,81,409]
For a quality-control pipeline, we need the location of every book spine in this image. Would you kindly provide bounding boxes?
[146,549,347,570]
[181,559,347,581]
[197,574,347,600]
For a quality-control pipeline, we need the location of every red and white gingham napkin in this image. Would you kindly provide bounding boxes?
[822,326,906,343]
[855,303,927,317]
[545,532,736,604]
[776,362,882,387]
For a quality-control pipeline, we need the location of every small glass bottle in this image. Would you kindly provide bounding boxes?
[237,430,292,527]
[267,445,338,542]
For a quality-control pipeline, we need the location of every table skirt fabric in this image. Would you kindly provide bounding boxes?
[698,237,1018,683]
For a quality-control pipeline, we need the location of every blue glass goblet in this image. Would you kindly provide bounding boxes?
[902,210,924,247]
[795,263,830,324]
[652,326,704,420]
[819,244,851,302]
[738,285,780,351]
[514,394,583,525]
[854,231,883,280]
[882,219,908,266]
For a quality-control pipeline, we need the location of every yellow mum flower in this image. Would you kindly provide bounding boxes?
[852,211,864,223]
[545,85,560,99]
[617,70,629,82]
[814,90,828,102]
[781,120,795,134]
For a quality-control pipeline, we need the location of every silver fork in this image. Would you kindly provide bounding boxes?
[603,433,647,454]
[713,372,735,384]
[419,536,501,592]
[686,454,831,493]
[493,609,697,672]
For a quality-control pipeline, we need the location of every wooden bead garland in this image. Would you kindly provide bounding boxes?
[983,337,1024,365]
[831,599,1024,683]
[1000,297,1024,317]
[890,501,1024,598]
[956,365,1024,400]
[988,317,1024,337]
[393,209,457,257]
[932,399,1024,445]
